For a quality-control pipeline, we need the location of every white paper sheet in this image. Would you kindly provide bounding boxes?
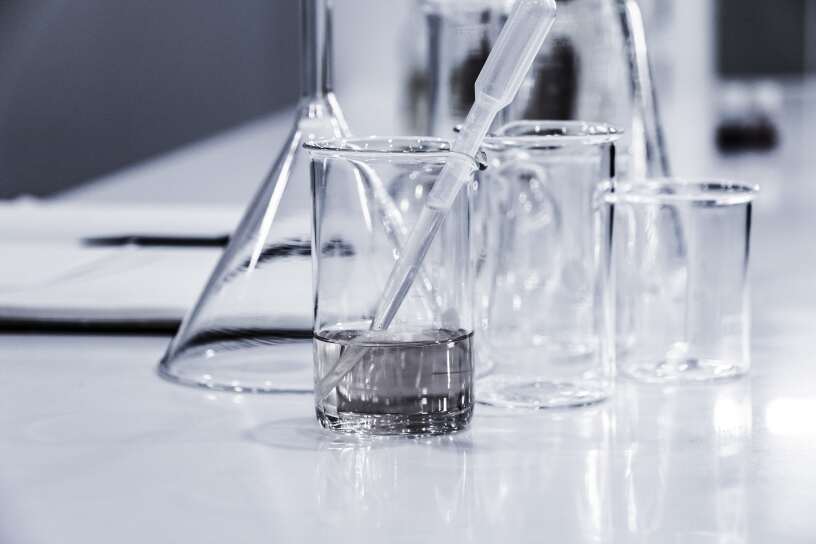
[0,202,244,330]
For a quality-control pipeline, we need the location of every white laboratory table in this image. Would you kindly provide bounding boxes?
[3,96,816,542]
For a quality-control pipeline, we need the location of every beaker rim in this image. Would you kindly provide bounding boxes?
[481,121,622,149]
[605,178,760,206]
[304,136,485,169]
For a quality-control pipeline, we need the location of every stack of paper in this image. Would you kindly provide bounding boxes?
[0,201,242,332]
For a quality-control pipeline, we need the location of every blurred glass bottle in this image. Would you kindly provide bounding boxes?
[420,0,504,136]
[417,0,670,178]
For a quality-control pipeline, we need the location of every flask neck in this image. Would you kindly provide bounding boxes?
[301,0,334,100]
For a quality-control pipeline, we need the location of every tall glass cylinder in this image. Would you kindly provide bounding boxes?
[307,137,479,435]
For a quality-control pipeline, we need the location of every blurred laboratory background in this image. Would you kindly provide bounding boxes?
[1,0,815,201]
[0,0,299,198]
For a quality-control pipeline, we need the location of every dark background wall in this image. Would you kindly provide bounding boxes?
[0,1,300,198]
[2,0,814,199]
[717,0,809,77]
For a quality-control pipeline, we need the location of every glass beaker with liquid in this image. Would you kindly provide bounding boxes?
[307,137,481,435]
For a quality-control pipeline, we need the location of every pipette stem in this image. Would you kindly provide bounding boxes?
[371,206,446,330]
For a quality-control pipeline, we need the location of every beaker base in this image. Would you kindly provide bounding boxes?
[477,376,610,409]
[316,406,473,436]
[620,358,748,384]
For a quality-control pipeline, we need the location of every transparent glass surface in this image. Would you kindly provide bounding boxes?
[307,137,477,435]
[475,121,619,409]
[158,0,347,393]
[420,0,669,179]
[609,179,758,383]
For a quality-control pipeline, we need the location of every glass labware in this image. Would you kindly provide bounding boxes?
[476,121,619,408]
[307,137,480,435]
[159,0,348,393]
[608,180,758,383]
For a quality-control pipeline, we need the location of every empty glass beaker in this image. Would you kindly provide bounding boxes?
[476,121,619,409]
[159,0,348,393]
[608,180,758,383]
[307,137,479,435]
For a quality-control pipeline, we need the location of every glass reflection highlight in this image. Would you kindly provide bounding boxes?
[612,381,751,543]
[765,398,816,437]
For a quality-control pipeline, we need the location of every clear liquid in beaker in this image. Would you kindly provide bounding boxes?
[314,328,473,435]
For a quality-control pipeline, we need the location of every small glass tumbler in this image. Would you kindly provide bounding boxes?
[608,180,758,383]
[306,137,479,435]
[475,121,620,409]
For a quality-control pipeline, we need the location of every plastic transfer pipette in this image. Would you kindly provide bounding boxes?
[318,0,558,399]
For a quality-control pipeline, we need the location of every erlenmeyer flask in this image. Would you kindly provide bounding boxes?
[159,0,348,393]
[421,0,670,178]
